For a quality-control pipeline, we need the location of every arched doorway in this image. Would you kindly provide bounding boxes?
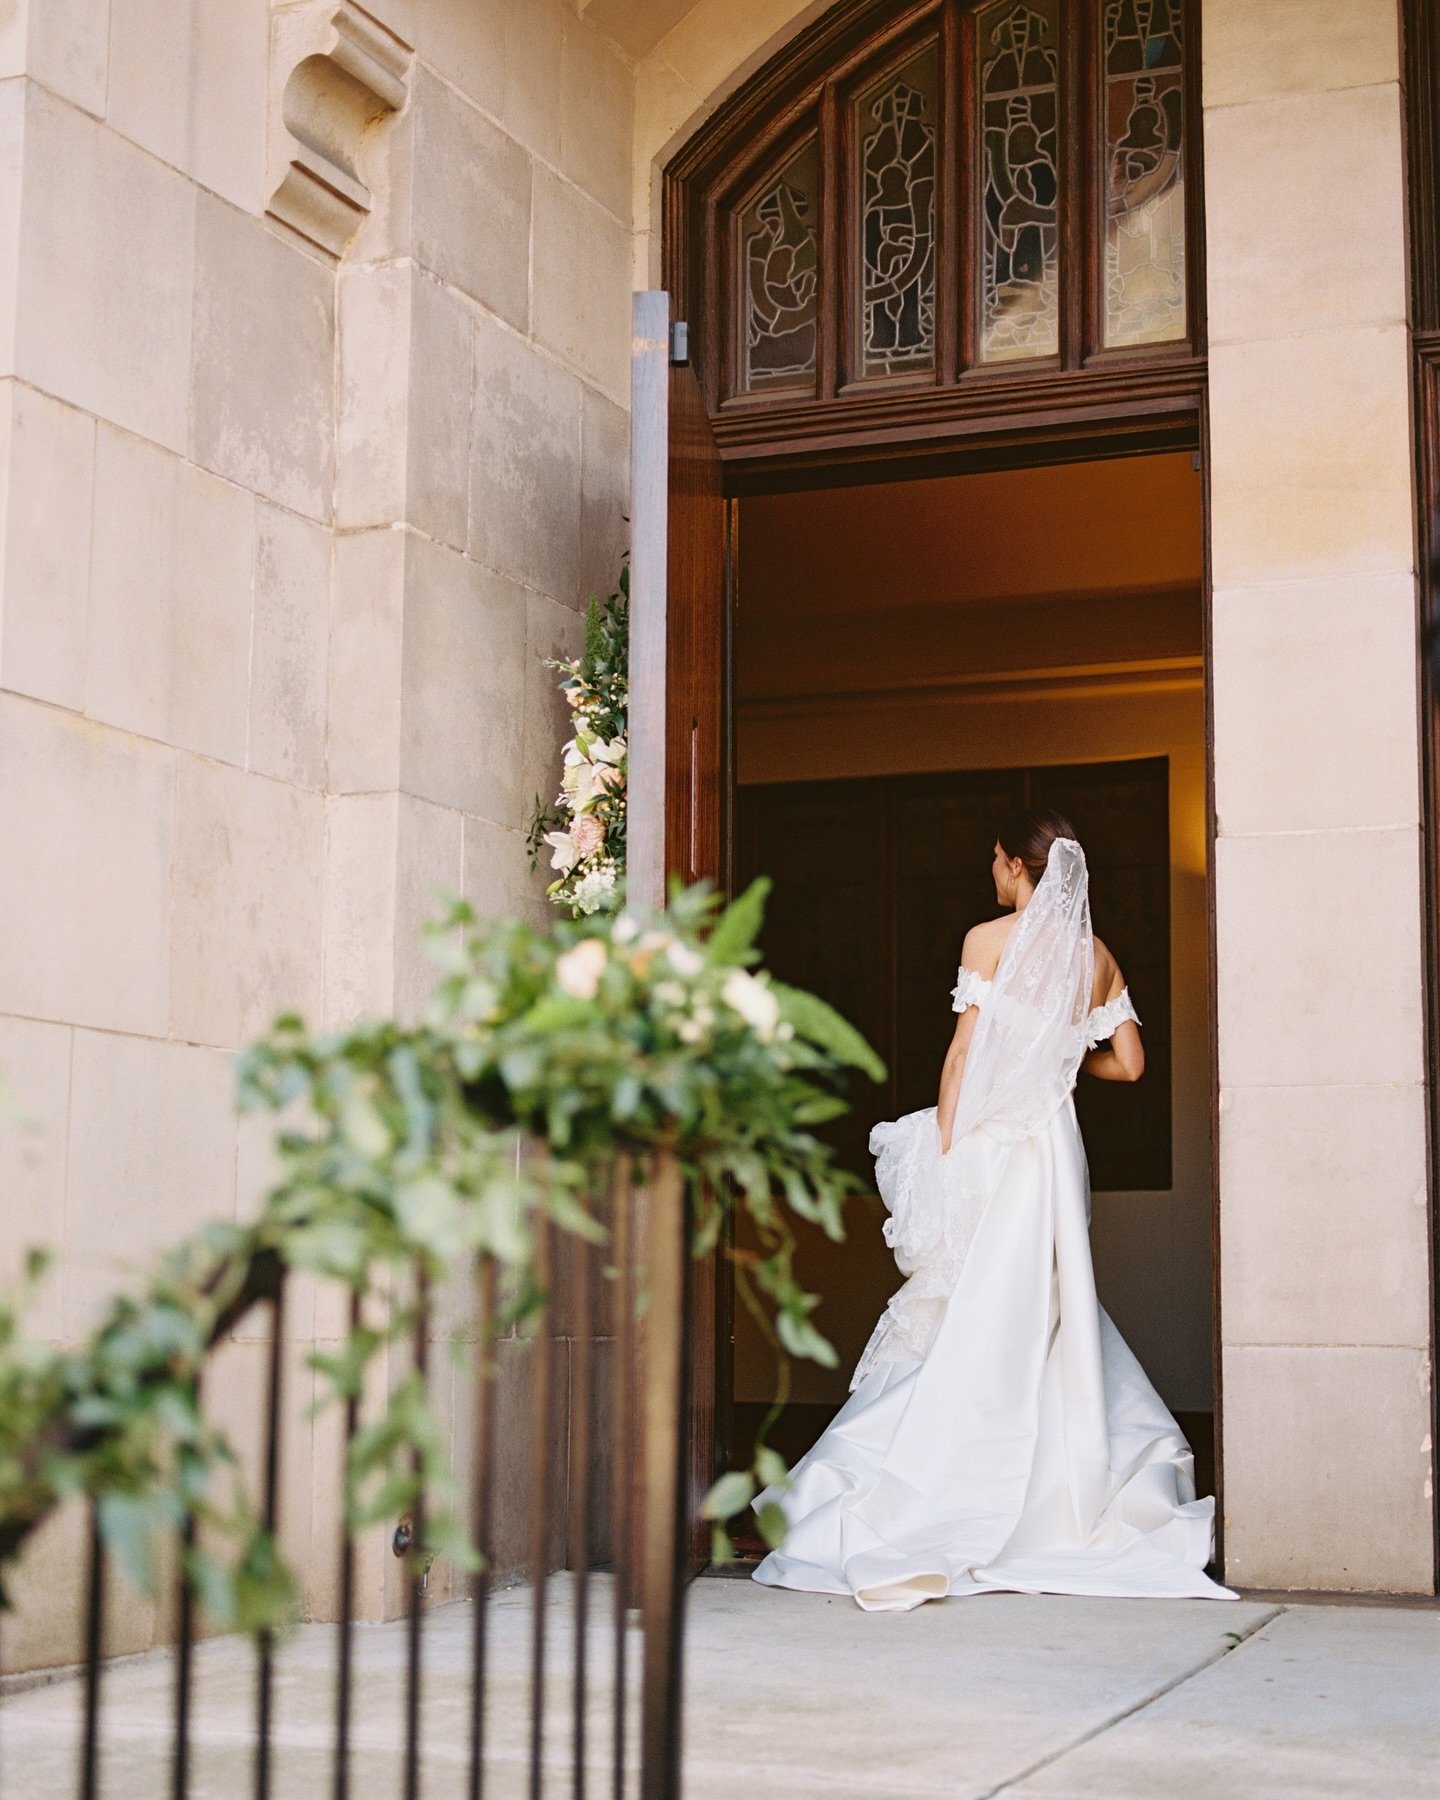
[648,0,1220,1570]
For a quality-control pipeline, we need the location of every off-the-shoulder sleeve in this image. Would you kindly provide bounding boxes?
[951,966,991,1014]
[1084,986,1141,1049]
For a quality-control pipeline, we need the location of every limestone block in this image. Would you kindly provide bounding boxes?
[64,1029,237,1332]
[1214,826,1424,1090]
[204,1336,318,1587]
[328,526,405,794]
[1211,572,1420,838]
[407,268,473,551]
[109,0,269,213]
[190,192,335,521]
[523,588,586,831]
[502,0,562,164]
[0,1014,71,1342]
[410,65,529,329]
[267,0,414,260]
[0,694,173,1036]
[469,308,583,601]
[1221,1343,1433,1592]
[0,382,95,710]
[0,79,22,372]
[170,755,325,1047]
[580,0,699,60]
[335,261,411,528]
[560,14,633,222]
[15,86,195,453]
[1208,324,1414,587]
[531,167,631,407]
[399,530,526,824]
[86,423,255,766]
[1221,1082,1430,1351]
[6,0,110,115]
[1205,84,1406,347]
[462,813,551,927]
[1202,0,1401,109]
[394,793,463,1023]
[414,0,504,116]
[581,387,630,606]
[250,501,332,789]
[323,791,399,1028]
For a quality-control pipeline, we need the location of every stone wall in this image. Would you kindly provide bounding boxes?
[1203,0,1433,1591]
[0,0,634,1672]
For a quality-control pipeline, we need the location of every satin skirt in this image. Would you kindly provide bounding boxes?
[752,1100,1237,1611]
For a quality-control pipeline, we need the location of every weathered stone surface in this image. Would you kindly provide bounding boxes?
[560,14,633,222]
[0,1013,70,1342]
[15,86,196,453]
[321,791,398,1028]
[190,192,334,520]
[0,381,94,710]
[468,308,582,602]
[410,65,530,330]
[328,526,406,795]
[393,791,463,1022]
[1202,0,1401,108]
[86,423,254,766]
[250,501,332,789]
[531,167,631,407]
[0,693,174,1037]
[580,386,629,607]
[399,530,527,824]
[169,755,325,1046]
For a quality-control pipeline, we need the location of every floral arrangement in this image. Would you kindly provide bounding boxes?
[526,566,628,915]
[0,879,884,1623]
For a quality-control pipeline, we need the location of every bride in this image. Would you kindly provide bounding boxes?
[752,809,1237,1611]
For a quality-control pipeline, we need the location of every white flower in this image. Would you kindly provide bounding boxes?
[613,913,640,945]
[721,969,781,1041]
[573,865,618,915]
[590,737,626,766]
[544,829,579,874]
[676,1018,705,1044]
[555,937,607,998]
[654,980,686,1007]
[664,940,704,977]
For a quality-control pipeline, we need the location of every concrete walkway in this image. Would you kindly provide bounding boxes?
[1,1573,1436,1797]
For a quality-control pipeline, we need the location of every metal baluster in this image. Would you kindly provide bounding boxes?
[79,1500,105,1800]
[256,1278,287,1800]
[467,1253,498,1800]
[403,1269,430,1800]
[529,1216,554,1800]
[610,1165,633,1800]
[172,1372,201,1800]
[570,1202,596,1799]
[333,1286,361,1800]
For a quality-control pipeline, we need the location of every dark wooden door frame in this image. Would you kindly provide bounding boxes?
[661,0,1226,1572]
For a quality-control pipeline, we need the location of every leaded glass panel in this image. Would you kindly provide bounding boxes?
[739,139,820,393]
[978,0,1060,364]
[1103,0,1186,347]
[855,46,939,378]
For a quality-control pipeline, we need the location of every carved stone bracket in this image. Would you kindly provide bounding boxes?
[268,2,413,259]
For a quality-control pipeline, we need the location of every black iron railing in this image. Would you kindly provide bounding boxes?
[10,1154,690,1800]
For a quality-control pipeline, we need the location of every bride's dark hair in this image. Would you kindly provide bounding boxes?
[997,807,1080,887]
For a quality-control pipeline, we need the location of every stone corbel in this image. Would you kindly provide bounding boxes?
[268,2,413,259]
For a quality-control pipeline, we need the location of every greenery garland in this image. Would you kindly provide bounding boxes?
[0,881,883,1628]
[525,566,629,915]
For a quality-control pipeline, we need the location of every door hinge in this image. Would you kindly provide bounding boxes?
[670,320,690,365]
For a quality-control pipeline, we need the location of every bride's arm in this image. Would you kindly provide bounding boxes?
[1080,963,1145,1083]
[937,1006,980,1153]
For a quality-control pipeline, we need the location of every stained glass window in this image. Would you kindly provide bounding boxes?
[978,0,1060,364]
[1103,0,1186,347]
[856,46,939,378]
[740,140,820,393]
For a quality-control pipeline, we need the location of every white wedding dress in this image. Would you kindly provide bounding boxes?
[753,838,1236,1611]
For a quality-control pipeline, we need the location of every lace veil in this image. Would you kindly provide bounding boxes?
[948,835,1095,1145]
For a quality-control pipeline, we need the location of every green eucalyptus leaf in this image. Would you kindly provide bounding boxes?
[770,982,887,1083]
[705,878,770,967]
[699,1469,755,1521]
[755,1502,789,1550]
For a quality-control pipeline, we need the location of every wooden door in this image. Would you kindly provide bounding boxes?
[630,294,729,1569]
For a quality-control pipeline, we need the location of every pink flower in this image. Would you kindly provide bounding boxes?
[571,815,605,858]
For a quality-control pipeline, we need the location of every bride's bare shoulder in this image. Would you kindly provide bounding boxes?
[960,915,1012,979]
